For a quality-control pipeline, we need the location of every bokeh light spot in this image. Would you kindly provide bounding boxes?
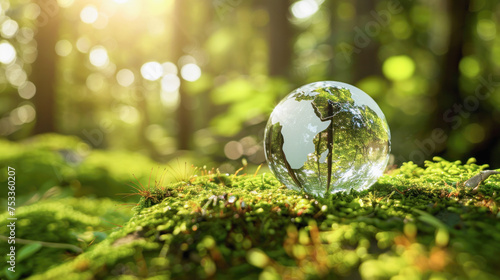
[160,90,180,108]
[464,123,485,144]
[18,81,36,99]
[161,74,181,92]
[76,37,91,53]
[291,0,319,19]
[24,4,41,20]
[11,104,36,125]
[57,0,75,8]
[141,61,163,81]
[224,141,244,160]
[240,136,259,156]
[17,27,35,44]
[356,76,386,97]
[18,104,36,124]
[116,69,135,87]
[382,55,415,81]
[0,41,16,64]
[6,64,27,87]
[459,56,480,78]
[178,55,196,66]
[89,45,109,68]
[80,5,99,24]
[55,39,72,57]
[1,19,19,38]
[86,73,105,92]
[119,105,140,124]
[391,20,412,39]
[145,124,166,141]
[337,2,355,20]
[181,63,201,82]
[162,62,178,75]
[477,19,496,41]
[93,14,109,29]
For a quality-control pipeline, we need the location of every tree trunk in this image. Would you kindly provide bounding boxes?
[267,0,292,77]
[353,0,381,83]
[137,79,159,158]
[32,1,60,134]
[434,0,470,130]
[173,0,192,150]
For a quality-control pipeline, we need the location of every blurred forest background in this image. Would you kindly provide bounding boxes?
[1,0,500,173]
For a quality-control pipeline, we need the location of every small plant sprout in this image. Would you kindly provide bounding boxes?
[167,159,198,184]
[118,173,157,201]
[232,167,245,180]
[253,164,263,177]
[118,168,169,204]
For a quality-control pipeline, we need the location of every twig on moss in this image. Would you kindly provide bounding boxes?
[464,170,500,192]
[0,235,83,253]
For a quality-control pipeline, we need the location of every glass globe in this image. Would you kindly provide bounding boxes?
[264,81,391,197]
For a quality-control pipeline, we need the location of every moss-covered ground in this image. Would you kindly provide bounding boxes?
[3,154,500,279]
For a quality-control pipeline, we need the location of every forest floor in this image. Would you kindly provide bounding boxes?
[1,136,500,279]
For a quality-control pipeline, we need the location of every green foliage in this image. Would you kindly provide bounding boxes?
[22,158,500,280]
[211,77,290,137]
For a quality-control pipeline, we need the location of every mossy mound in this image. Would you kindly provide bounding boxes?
[11,158,500,279]
[0,197,131,280]
[0,134,165,200]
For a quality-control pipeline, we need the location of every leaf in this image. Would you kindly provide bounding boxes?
[211,79,253,104]
[413,209,447,229]
[4,266,24,280]
[17,243,43,262]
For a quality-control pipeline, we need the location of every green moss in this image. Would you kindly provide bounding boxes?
[0,198,131,279]
[21,158,500,280]
[0,134,166,200]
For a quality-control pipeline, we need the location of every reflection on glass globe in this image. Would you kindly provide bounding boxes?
[264,81,391,197]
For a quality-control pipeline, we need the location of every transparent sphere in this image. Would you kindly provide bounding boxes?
[264,81,391,197]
